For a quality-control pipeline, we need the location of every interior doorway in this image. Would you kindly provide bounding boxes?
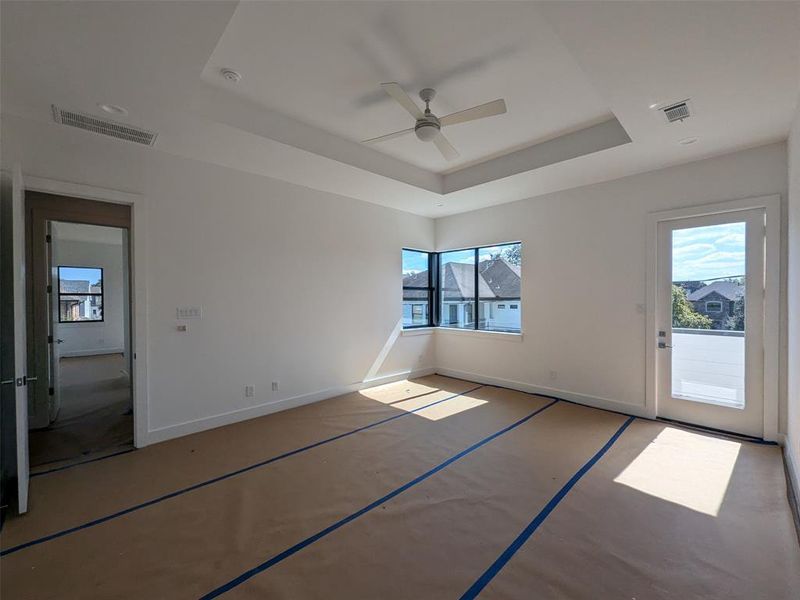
[26,193,132,471]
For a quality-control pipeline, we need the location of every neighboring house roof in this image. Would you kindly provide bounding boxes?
[687,281,743,302]
[402,258,520,301]
[60,279,91,293]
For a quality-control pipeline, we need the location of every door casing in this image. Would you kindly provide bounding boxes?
[645,195,781,441]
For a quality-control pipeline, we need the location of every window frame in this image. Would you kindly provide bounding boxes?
[705,300,723,313]
[57,265,105,323]
[438,242,521,333]
[402,249,437,329]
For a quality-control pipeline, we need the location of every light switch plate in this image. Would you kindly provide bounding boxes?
[176,307,201,319]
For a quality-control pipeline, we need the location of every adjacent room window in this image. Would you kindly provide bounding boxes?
[440,242,522,333]
[58,266,104,322]
[402,249,434,328]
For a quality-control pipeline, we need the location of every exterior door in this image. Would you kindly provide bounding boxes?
[656,208,765,437]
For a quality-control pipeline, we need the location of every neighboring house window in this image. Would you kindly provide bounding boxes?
[440,242,521,333]
[705,301,723,312]
[58,266,104,322]
[402,249,435,328]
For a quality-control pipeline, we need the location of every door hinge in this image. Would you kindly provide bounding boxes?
[45,234,52,243]
[48,387,54,396]
[48,334,53,344]
[47,284,52,294]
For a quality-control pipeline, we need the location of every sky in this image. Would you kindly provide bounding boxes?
[672,222,746,282]
[59,266,103,287]
[404,246,519,275]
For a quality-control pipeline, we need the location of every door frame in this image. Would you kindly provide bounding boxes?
[645,194,781,441]
[22,175,150,448]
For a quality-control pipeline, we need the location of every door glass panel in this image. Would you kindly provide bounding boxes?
[671,222,746,408]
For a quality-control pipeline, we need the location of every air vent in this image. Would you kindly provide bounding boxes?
[51,105,157,146]
[661,101,691,123]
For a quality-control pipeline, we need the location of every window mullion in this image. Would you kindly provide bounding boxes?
[474,248,479,330]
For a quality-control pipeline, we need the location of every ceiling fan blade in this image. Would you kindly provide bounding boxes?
[440,99,507,127]
[433,132,459,161]
[362,127,415,144]
[381,82,424,120]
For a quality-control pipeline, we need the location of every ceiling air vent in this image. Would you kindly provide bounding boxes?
[51,105,157,146]
[661,100,691,123]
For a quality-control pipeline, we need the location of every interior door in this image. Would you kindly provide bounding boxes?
[656,208,765,438]
[46,222,62,421]
[12,165,30,513]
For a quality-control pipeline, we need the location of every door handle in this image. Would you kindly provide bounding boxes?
[657,342,673,349]
[56,339,64,344]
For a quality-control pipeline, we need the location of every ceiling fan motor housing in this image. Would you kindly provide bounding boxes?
[415,114,440,142]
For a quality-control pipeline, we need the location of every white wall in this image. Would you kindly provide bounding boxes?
[53,237,126,356]
[1,113,436,444]
[787,105,800,492]
[435,143,789,427]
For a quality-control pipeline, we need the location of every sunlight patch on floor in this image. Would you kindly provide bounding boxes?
[358,381,440,404]
[394,395,488,421]
[613,427,740,516]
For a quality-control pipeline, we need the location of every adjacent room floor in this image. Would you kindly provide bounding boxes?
[2,375,798,599]
[28,353,133,470]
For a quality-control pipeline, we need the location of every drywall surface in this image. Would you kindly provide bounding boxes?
[53,237,126,356]
[787,105,800,490]
[435,143,789,427]
[1,114,436,442]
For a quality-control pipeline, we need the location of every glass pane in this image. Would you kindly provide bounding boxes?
[440,249,475,329]
[60,294,103,322]
[478,244,521,332]
[59,266,103,293]
[671,222,745,408]
[402,250,429,327]
[402,291,429,327]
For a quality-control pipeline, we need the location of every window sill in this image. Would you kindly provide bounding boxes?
[435,327,523,342]
[401,327,434,336]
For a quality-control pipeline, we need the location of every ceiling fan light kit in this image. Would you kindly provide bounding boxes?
[363,82,507,161]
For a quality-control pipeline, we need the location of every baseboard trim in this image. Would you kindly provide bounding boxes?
[144,367,436,446]
[779,434,800,537]
[60,348,125,358]
[435,367,654,419]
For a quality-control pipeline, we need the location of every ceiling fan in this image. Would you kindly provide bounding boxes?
[363,82,507,161]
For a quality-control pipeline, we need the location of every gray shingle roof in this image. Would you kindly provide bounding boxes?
[403,258,520,301]
[60,279,90,293]
[687,281,743,301]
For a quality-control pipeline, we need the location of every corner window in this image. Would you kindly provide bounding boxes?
[58,266,104,322]
[402,249,434,328]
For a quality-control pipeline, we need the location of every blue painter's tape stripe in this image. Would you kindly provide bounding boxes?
[198,398,560,599]
[30,448,136,478]
[458,415,636,600]
[1,385,483,557]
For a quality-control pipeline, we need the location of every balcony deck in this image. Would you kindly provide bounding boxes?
[671,329,745,409]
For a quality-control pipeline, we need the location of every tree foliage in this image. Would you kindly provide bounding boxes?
[672,285,712,329]
[724,296,745,331]
[501,245,521,266]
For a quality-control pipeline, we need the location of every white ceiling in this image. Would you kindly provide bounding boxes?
[202,1,611,173]
[2,1,799,217]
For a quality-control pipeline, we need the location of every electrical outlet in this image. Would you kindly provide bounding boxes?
[244,385,255,398]
[272,381,279,392]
